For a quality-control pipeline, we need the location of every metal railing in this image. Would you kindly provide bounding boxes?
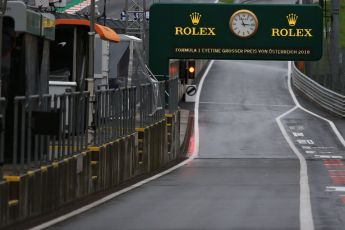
[292,62,345,117]
[94,87,136,145]
[0,98,5,179]
[138,82,165,127]
[166,77,179,113]
[11,92,89,174]
[2,79,178,174]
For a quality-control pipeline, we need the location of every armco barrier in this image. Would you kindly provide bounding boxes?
[292,62,345,117]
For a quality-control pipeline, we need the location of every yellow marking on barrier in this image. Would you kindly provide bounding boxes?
[41,166,48,172]
[3,176,20,182]
[52,162,59,168]
[27,171,35,177]
[91,161,98,165]
[138,162,143,165]
[88,146,100,152]
[92,176,98,180]
[81,152,87,156]
[103,143,111,148]
[8,200,19,207]
[64,158,71,163]
[165,114,174,118]
[138,150,143,154]
[136,128,145,132]
[166,124,172,127]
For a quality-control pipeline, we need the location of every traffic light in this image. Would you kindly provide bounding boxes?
[187,60,195,79]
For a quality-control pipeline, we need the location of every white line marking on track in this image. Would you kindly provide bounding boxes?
[194,61,214,156]
[275,61,315,230]
[288,62,345,148]
[279,61,345,229]
[276,107,314,230]
[29,58,215,229]
[314,155,343,159]
[326,186,345,192]
[199,101,294,107]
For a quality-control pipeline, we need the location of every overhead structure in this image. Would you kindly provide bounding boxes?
[124,0,147,37]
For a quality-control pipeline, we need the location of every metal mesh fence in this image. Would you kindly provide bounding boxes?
[94,87,136,145]
[3,78,175,174]
[11,92,89,174]
[166,77,179,114]
[138,82,165,127]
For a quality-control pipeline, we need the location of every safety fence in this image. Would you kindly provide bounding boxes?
[0,78,185,228]
[9,92,90,174]
[94,87,136,146]
[292,62,345,117]
[166,77,179,114]
[1,78,180,177]
[138,82,165,127]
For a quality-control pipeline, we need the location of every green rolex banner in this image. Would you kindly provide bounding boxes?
[149,3,323,77]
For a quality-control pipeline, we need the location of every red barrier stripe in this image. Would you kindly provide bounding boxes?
[341,196,345,205]
[323,159,343,164]
[331,176,345,185]
[328,170,345,176]
[324,164,345,169]
[187,134,195,157]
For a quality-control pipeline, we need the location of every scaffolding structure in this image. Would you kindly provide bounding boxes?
[124,0,148,37]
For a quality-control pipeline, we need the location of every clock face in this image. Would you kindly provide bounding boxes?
[229,10,258,38]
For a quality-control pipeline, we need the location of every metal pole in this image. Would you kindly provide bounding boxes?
[125,0,128,34]
[87,0,96,144]
[0,0,7,97]
[103,0,106,26]
[331,0,340,91]
[0,16,3,98]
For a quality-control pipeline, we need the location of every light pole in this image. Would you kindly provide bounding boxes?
[103,0,106,26]
[87,0,96,144]
[0,0,7,97]
[330,0,340,91]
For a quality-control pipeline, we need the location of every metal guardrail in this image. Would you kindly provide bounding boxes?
[138,82,165,127]
[292,62,345,117]
[11,92,89,174]
[166,77,179,113]
[94,87,136,145]
[0,98,5,179]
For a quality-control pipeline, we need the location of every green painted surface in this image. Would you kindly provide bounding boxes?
[56,0,84,12]
[220,0,234,3]
[149,4,323,77]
